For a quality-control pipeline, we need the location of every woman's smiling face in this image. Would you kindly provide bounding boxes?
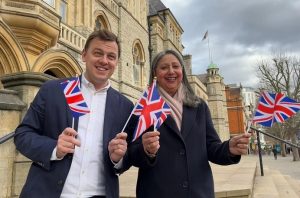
[155,54,183,96]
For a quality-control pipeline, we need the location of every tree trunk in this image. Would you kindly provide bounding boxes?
[291,134,300,161]
[292,147,300,161]
[281,142,286,157]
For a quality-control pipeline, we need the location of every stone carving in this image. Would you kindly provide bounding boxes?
[5,1,35,10]
[40,9,58,23]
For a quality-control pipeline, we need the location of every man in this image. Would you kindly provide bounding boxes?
[14,29,133,198]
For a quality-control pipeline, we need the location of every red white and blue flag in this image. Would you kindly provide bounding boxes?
[131,80,171,142]
[252,91,300,127]
[60,77,90,118]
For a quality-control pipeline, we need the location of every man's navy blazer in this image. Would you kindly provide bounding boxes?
[14,78,134,198]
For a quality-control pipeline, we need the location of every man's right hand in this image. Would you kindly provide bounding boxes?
[56,127,81,159]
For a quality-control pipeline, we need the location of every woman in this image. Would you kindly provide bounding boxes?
[129,49,250,198]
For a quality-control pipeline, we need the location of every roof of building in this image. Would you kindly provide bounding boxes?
[149,0,167,16]
[197,74,208,84]
[208,62,218,69]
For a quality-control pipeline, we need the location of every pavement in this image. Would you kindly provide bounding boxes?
[248,153,300,180]
[119,154,300,198]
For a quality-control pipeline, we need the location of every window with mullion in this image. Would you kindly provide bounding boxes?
[43,0,55,7]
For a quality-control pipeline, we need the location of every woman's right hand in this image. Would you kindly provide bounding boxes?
[142,131,160,157]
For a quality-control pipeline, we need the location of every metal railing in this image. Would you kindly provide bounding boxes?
[250,126,300,176]
[0,132,15,145]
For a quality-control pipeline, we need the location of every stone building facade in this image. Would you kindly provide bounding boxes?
[0,0,228,197]
[197,63,230,141]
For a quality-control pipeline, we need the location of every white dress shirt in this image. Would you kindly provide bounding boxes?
[60,75,110,198]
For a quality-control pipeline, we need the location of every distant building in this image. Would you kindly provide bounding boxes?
[197,62,230,141]
[225,84,246,136]
[241,86,258,121]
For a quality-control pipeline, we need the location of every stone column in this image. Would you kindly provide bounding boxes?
[183,54,192,75]
[0,72,54,197]
[1,72,55,111]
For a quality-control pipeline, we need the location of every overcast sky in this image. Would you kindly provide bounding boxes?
[160,0,300,87]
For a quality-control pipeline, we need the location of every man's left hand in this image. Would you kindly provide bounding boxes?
[108,132,128,163]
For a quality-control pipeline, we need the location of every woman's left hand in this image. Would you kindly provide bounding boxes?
[142,131,160,157]
[229,133,251,155]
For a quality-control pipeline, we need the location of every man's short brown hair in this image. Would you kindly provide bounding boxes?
[83,29,120,58]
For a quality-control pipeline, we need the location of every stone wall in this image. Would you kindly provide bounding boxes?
[0,89,26,198]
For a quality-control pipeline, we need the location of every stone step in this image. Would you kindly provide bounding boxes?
[213,156,257,198]
[271,170,299,198]
[284,175,300,197]
[253,166,300,198]
[252,166,280,198]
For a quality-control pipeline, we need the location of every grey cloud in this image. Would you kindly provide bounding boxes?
[161,0,300,87]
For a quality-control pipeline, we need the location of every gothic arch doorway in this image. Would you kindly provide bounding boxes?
[32,49,82,78]
[0,21,29,75]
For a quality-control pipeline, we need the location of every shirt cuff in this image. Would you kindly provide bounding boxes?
[50,146,64,161]
[112,157,123,169]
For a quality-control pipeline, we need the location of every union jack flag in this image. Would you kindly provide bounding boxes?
[60,77,90,118]
[132,80,171,142]
[252,91,300,127]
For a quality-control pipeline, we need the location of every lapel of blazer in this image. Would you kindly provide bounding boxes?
[181,105,197,139]
[102,87,116,155]
[163,116,181,137]
[57,78,73,128]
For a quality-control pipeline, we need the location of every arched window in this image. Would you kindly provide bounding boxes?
[132,42,144,86]
[94,15,109,31]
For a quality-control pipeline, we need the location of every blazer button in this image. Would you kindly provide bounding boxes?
[58,180,63,185]
[179,149,185,155]
[182,181,189,188]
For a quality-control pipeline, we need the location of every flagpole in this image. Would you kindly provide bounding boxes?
[202,30,212,64]
[207,35,212,63]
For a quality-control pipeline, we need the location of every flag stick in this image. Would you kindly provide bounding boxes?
[245,90,263,134]
[121,78,156,133]
[245,119,253,134]
[72,117,75,129]
[120,89,148,132]
[120,108,136,132]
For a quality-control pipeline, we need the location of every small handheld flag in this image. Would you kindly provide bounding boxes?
[252,91,300,127]
[60,77,90,127]
[131,80,171,142]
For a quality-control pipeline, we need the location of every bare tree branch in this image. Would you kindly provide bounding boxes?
[256,53,300,160]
